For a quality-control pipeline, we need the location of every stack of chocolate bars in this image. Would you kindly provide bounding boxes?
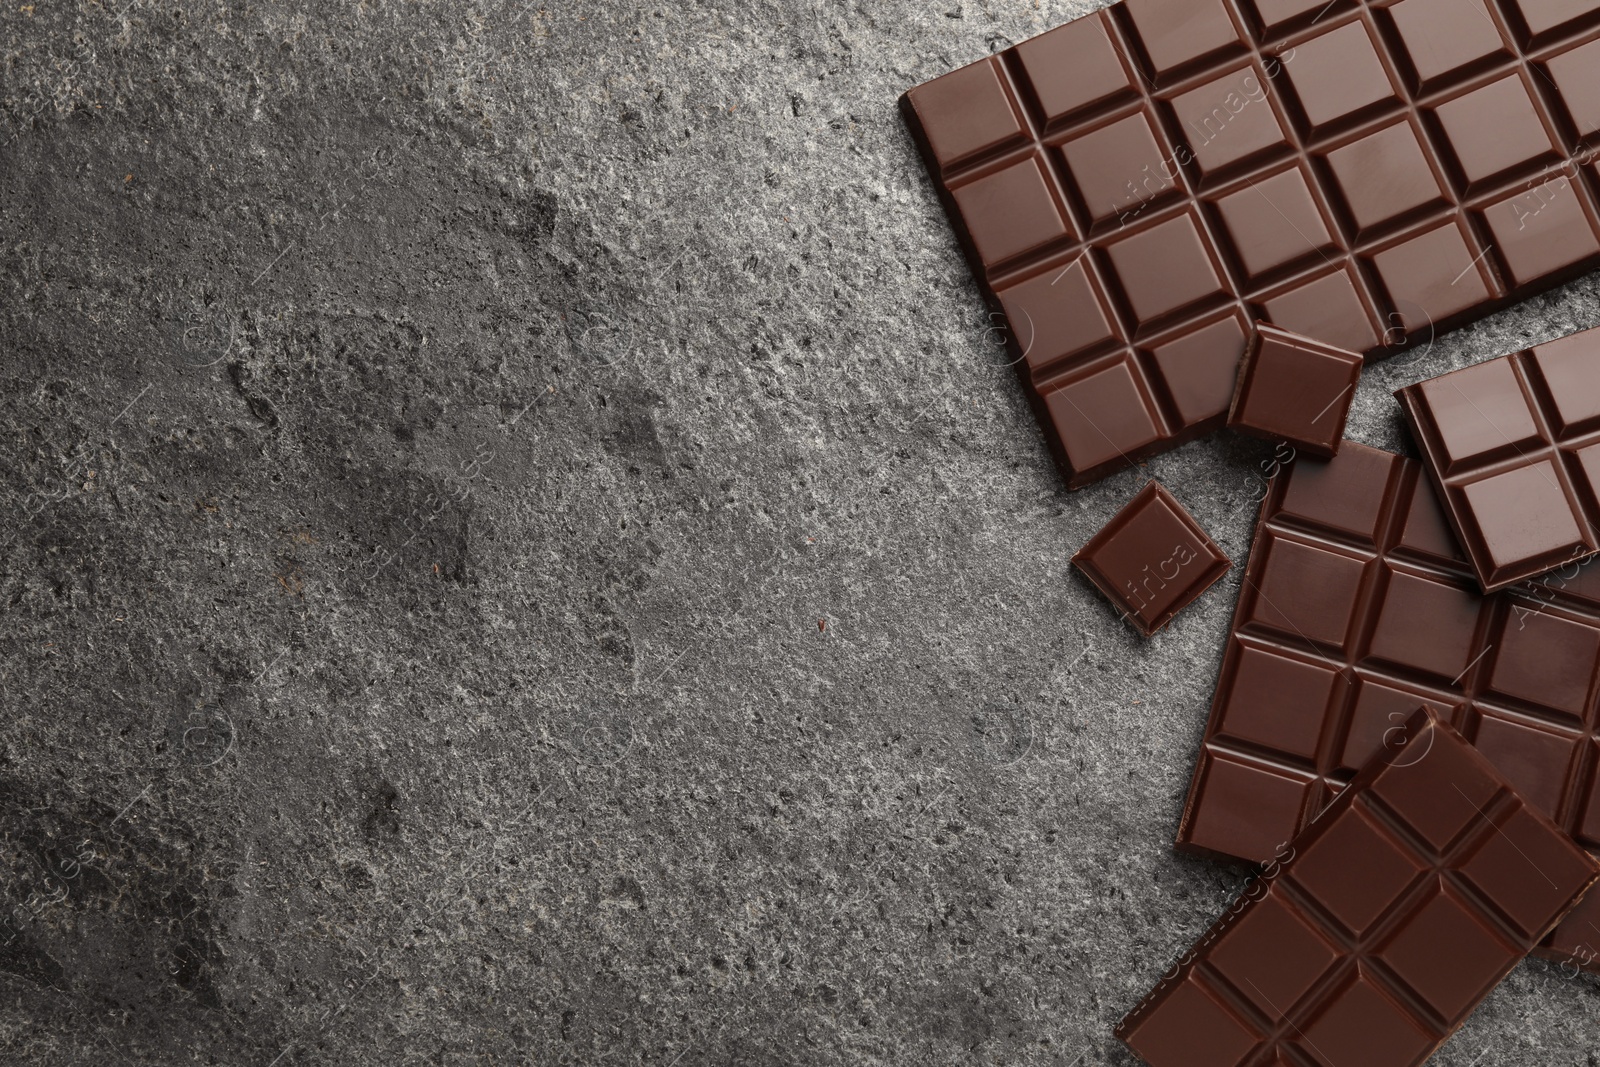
[901,0,1600,1061]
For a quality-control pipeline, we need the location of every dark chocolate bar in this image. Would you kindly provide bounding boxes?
[1073,480,1232,635]
[1396,325,1600,591]
[1177,439,1600,969]
[1228,322,1362,457]
[901,0,1600,488]
[1122,708,1599,1067]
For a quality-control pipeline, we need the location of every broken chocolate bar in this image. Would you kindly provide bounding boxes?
[1122,708,1599,1067]
[1396,325,1600,592]
[1177,440,1600,969]
[902,0,1600,487]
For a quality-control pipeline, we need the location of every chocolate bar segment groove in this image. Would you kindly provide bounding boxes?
[1177,439,1600,969]
[901,0,1600,487]
[1121,709,1600,1067]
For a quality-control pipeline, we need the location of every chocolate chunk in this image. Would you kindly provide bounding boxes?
[1228,322,1362,456]
[1177,440,1600,970]
[901,2,1600,488]
[1073,481,1231,636]
[1121,709,1599,1067]
[1395,328,1600,591]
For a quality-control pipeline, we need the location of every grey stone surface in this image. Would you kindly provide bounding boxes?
[2,0,1600,1063]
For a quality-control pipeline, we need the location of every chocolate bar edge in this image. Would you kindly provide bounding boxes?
[1172,447,1289,861]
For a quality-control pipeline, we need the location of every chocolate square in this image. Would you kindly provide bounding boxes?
[1479,176,1600,289]
[1545,37,1600,136]
[1228,322,1363,456]
[1429,73,1557,189]
[1209,166,1335,281]
[1368,221,1493,330]
[1041,359,1166,473]
[1072,481,1230,636]
[1168,65,1291,177]
[1321,121,1444,234]
[949,155,1071,265]
[1104,211,1228,322]
[1385,0,1510,90]
[1284,20,1396,130]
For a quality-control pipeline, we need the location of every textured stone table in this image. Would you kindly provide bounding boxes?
[2,1,1598,1063]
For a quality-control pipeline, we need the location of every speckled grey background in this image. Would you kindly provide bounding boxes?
[3,1,1600,1064]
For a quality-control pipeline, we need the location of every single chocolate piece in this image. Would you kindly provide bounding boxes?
[1395,327,1600,591]
[1177,440,1600,969]
[901,1,1600,488]
[1122,708,1599,1067]
[1228,322,1362,457]
[1073,481,1231,635]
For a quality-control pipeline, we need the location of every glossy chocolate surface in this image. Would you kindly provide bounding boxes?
[1396,326,1600,591]
[1073,481,1232,635]
[1177,440,1600,968]
[1228,322,1363,456]
[1122,709,1599,1067]
[901,0,1600,488]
